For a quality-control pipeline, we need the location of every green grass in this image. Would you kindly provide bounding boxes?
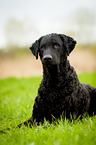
[0,72,96,145]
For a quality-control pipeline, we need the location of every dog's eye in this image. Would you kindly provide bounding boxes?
[40,46,44,50]
[54,44,59,49]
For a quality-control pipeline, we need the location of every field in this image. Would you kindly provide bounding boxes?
[0,72,96,145]
[0,46,96,78]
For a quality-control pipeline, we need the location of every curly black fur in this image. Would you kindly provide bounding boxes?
[18,33,96,128]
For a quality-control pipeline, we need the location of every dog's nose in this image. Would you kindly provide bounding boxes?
[42,55,52,62]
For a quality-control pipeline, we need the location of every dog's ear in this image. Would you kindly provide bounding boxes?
[29,37,43,59]
[59,34,76,55]
[29,40,39,59]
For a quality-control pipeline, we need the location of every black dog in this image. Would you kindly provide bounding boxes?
[18,33,96,128]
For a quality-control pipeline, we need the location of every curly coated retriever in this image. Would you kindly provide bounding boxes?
[18,33,96,128]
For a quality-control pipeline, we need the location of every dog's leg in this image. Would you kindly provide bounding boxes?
[88,87,96,116]
[18,116,34,128]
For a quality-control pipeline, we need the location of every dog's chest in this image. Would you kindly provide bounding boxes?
[39,86,74,111]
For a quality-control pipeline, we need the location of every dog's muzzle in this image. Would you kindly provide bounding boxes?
[42,55,53,64]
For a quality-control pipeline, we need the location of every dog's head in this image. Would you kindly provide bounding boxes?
[29,33,76,66]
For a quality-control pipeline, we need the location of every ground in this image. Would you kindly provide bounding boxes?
[0,48,96,78]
